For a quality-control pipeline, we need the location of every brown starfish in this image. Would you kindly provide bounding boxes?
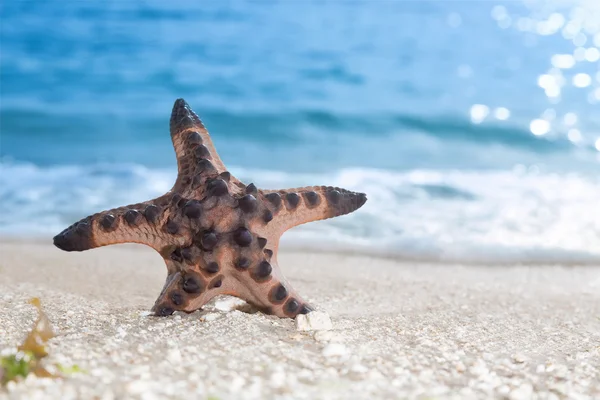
[53,99,367,318]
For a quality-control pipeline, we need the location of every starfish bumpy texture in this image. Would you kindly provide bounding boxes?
[53,99,367,318]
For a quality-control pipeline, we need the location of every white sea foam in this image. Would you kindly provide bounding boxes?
[1,161,599,264]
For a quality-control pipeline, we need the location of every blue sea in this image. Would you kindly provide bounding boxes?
[1,0,599,263]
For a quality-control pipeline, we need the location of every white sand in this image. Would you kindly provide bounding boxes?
[0,239,599,400]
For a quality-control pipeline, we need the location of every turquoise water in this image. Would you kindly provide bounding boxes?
[1,0,599,262]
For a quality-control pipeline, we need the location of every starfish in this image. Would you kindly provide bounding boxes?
[52,99,367,318]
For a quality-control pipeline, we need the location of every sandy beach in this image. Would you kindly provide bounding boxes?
[0,238,599,400]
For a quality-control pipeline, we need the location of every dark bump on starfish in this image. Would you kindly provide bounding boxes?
[170,248,183,263]
[197,159,215,173]
[170,193,182,204]
[183,276,203,294]
[252,261,272,281]
[299,305,312,314]
[245,183,257,194]
[208,178,228,196]
[75,221,90,235]
[264,249,273,258]
[171,292,184,306]
[154,197,170,207]
[263,210,273,223]
[219,171,231,182]
[303,191,320,207]
[100,214,116,231]
[156,306,174,317]
[180,247,193,262]
[183,200,202,219]
[124,209,141,226]
[238,194,257,213]
[200,231,218,251]
[265,192,282,209]
[270,284,288,304]
[235,257,250,270]
[285,192,300,209]
[327,189,341,205]
[194,145,211,159]
[233,228,253,247]
[192,175,203,189]
[144,205,161,224]
[285,298,299,315]
[187,131,202,145]
[209,275,223,289]
[165,219,179,235]
[180,176,192,186]
[257,237,267,249]
[205,261,219,274]
[177,116,195,132]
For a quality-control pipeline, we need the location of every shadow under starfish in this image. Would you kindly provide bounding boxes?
[53,99,368,318]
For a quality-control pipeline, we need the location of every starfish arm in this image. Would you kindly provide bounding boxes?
[52,198,187,252]
[169,99,243,194]
[234,253,315,318]
[257,185,367,237]
[151,270,226,316]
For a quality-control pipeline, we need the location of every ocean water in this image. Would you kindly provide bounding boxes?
[1,0,599,263]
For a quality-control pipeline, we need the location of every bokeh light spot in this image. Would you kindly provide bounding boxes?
[573,73,591,87]
[494,107,510,120]
[573,47,586,61]
[491,5,507,21]
[551,54,575,69]
[469,104,489,124]
[585,47,600,62]
[573,33,587,47]
[530,119,551,136]
[563,112,578,126]
[567,128,582,143]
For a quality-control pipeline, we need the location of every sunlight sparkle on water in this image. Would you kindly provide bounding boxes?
[494,107,510,120]
[491,5,507,21]
[469,104,489,124]
[504,0,600,149]
[573,47,587,61]
[573,33,587,47]
[563,112,578,126]
[551,54,575,69]
[530,119,551,136]
[535,12,566,35]
[542,109,556,121]
[585,47,599,62]
[567,128,582,143]
[573,73,592,87]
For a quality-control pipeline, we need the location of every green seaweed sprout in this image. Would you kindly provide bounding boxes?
[0,298,82,386]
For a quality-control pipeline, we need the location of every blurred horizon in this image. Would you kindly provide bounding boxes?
[1,0,599,262]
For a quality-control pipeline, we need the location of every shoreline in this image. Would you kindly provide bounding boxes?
[2,234,599,267]
[1,239,599,399]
